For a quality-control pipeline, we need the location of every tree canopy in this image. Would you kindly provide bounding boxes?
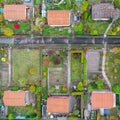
[113,84,120,93]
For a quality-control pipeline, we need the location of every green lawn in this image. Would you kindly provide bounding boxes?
[85,20,109,35]
[106,51,120,86]
[12,49,40,87]
[34,0,42,5]
[42,26,71,37]
[5,21,30,34]
[8,105,34,115]
[71,55,82,81]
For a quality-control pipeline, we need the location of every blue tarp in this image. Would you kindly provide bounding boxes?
[0,8,3,13]
[104,109,110,117]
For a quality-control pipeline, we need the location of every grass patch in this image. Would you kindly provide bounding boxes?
[8,105,34,115]
[12,49,40,87]
[5,21,30,34]
[34,0,42,5]
[106,51,120,86]
[42,26,71,37]
[71,55,82,81]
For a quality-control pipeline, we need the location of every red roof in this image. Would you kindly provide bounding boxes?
[4,5,27,20]
[47,10,70,26]
[91,91,115,109]
[3,91,26,106]
[47,96,69,113]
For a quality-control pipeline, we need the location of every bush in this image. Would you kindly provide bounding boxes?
[90,29,98,36]
[74,22,83,34]
[28,113,37,118]
[8,113,14,120]
[29,68,36,75]
[29,85,36,93]
[54,59,60,65]
[35,86,41,95]
[113,84,120,93]
[10,86,20,91]
[82,11,89,20]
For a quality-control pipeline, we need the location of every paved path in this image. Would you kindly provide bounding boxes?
[67,44,71,88]
[8,47,12,86]
[102,42,112,90]
[104,20,114,38]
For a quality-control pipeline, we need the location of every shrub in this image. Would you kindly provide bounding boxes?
[90,29,98,36]
[82,11,89,20]
[74,22,83,34]
[77,82,84,91]
[54,59,60,65]
[29,67,36,75]
[71,92,83,96]
[10,86,20,91]
[61,86,68,93]
[29,85,36,93]
[8,113,14,120]
[3,27,14,37]
[28,113,37,118]
[113,84,120,93]
[35,86,41,95]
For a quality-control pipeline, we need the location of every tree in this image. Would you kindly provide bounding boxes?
[81,1,89,12]
[29,85,36,93]
[113,84,120,93]
[95,81,104,89]
[88,84,93,92]
[73,109,80,116]
[114,0,120,8]
[8,113,14,120]
[83,11,89,20]
[3,27,14,36]
[77,82,84,91]
[74,22,83,34]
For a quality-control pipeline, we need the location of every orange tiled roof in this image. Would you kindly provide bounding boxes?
[92,91,115,109]
[3,91,26,106]
[47,96,69,113]
[47,10,70,26]
[4,5,27,20]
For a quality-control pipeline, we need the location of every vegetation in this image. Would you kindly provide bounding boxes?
[12,49,40,87]
[74,22,83,35]
[77,82,84,91]
[106,49,120,86]
[88,80,105,92]
[113,84,120,93]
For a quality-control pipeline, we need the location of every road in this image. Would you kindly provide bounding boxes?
[0,37,120,44]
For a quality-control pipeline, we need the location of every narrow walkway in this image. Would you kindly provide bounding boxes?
[102,42,112,90]
[8,47,12,86]
[104,20,114,38]
[67,44,71,89]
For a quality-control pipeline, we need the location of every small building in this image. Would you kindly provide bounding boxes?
[92,3,114,20]
[91,91,116,110]
[47,10,70,26]
[3,91,33,106]
[47,96,69,113]
[4,5,28,21]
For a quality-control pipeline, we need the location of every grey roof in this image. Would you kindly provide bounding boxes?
[92,3,114,20]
